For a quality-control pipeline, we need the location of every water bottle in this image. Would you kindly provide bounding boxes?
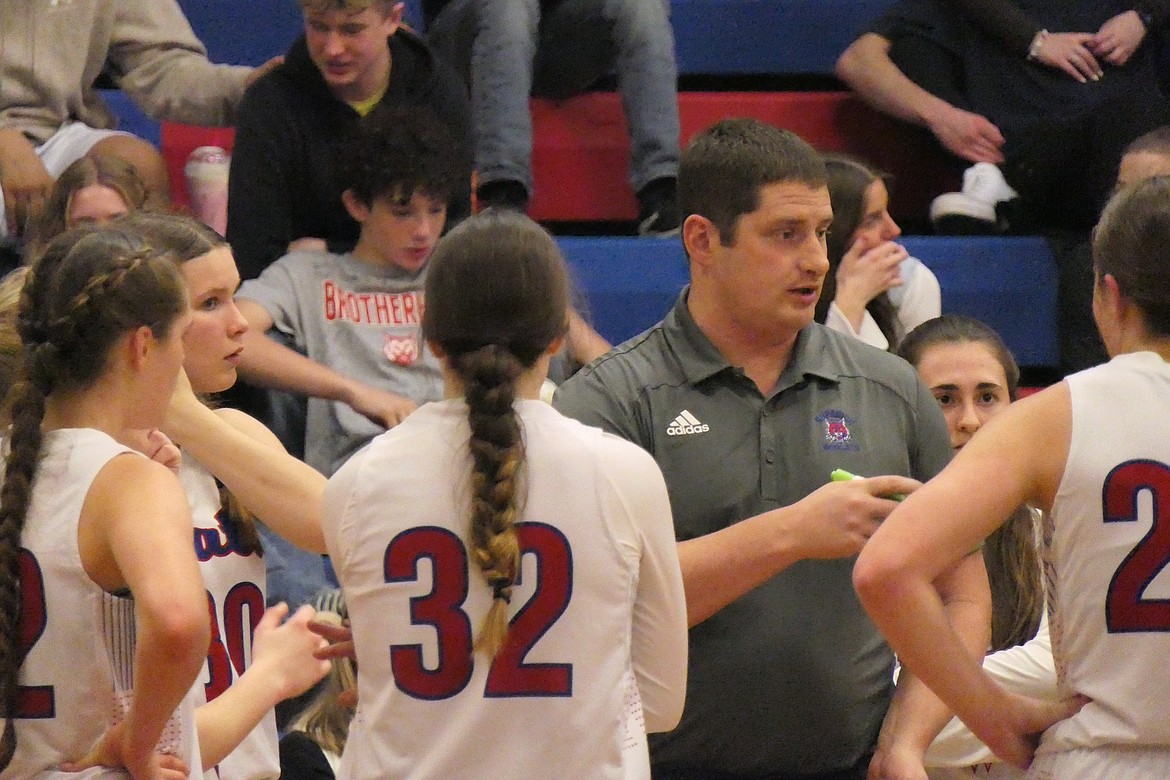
[185,146,230,235]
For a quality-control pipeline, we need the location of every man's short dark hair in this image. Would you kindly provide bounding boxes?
[1124,125,1170,159]
[343,107,469,207]
[679,118,826,244]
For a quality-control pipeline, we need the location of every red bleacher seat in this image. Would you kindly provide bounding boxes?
[529,91,958,224]
[161,91,957,224]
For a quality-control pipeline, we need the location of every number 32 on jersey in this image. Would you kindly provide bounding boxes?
[384,522,573,700]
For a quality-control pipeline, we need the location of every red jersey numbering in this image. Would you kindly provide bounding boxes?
[383,522,574,700]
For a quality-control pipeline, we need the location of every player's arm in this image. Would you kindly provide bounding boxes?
[196,603,329,768]
[611,443,688,731]
[163,372,327,552]
[680,474,921,626]
[854,385,1078,768]
[868,550,991,780]
[81,455,209,776]
[565,308,611,366]
[235,298,416,429]
[925,613,1055,769]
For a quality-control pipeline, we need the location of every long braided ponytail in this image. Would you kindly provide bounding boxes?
[422,209,569,658]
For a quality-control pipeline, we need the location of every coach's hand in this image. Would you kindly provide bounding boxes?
[789,475,921,560]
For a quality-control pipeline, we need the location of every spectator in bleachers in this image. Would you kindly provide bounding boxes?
[227,0,471,281]
[836,0,1169,235]
[232,107,461,609]
[1116,123,1170,186]
[1059,124,1170,374]
[816,153,941,351]
[425,0,682,235]
[0,0,274,241]
[29,155,149,254]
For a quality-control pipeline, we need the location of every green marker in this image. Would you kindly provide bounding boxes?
[830,468,907,501]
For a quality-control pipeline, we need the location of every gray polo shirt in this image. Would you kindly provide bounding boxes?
[554,290,952,776]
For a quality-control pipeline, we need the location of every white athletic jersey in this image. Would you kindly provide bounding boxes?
[7,429,200,779]
[322,399,688,780]
[1038,352,1170,764]
[181,456,277,780]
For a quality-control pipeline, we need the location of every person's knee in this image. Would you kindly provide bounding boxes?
[475,0,539,41]
[601,0,669,36]
[89,135,171,208]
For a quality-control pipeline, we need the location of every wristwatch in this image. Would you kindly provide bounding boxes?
[1136,7,1155,30]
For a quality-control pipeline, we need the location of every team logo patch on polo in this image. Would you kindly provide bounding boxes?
[383,332,419,366]
[816,409,860,451]
[666,409,709,436]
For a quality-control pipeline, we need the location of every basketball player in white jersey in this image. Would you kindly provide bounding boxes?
[118,211,331,780]
[0,225,207,779]
[321,209,688,779]
[855,175,1170,779]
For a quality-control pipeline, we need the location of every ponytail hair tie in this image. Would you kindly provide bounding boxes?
[489,576,513,604]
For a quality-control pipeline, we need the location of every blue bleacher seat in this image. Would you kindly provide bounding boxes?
[178,0,303,66]
[97,89,161,147]
[178,0,427,64]
[557,235,1058,368]
[670,0,896,76]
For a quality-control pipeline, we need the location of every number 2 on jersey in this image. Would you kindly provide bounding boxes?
[384,522,573,700]
[12,549,54,718]
[1104,459,1170,632]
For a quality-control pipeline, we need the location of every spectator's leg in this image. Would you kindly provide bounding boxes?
[432,0,539,203]
[89,133,171,209]
[538,0,680,229]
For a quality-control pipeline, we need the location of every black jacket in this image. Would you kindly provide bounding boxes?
[226,28,471,280]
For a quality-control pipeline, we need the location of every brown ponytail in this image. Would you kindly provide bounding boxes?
[422,209,568,658]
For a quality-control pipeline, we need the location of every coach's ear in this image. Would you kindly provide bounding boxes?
[682,213,720,271]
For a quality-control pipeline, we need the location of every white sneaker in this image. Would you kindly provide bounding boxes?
[930,162,1019,234]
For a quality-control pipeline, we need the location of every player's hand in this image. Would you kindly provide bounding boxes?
[867,742,929,780]
[787,475,922,560]
[1032,32,1103,83]
[161,368,204,445]
[249,602,332,701]
[309,615,355,661]
[973,691,1087,770]
[0,128,54,237]
[1090,10,1148,67]
[835,239,908,314]
[139,429,183,474]
[345,383,417,429]
[59,722,190,780]
[925,105,1004,164]
[309,615,358,707]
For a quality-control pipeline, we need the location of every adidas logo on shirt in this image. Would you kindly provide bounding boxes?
[666,410,710,436]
